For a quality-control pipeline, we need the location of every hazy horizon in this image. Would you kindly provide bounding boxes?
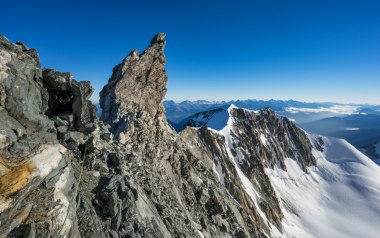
[162,97,379,106]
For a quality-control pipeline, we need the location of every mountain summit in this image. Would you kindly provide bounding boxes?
[0,34,380,238]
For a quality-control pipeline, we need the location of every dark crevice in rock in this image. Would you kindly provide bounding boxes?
[42,68,97,134]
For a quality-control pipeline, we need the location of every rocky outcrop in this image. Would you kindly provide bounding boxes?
[99,33,272,237]
[180,126,273,232]
[0,35,53,135]
[0,34,86,238]
[0,34,103,237]
[100,32,168,141]
[230,107,316,171]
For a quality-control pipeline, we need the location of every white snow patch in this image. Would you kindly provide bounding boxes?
[212,156,225,185]
[197,230,205,238]
[259,133,268,145]
[228,104,238,110]
[205,110,229,130]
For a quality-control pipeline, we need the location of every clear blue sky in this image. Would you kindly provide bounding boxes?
[1,0,379,104]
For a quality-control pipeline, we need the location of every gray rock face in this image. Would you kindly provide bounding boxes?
[100,33,168,140]
[180,126,273,233]
[0,35,93,238]
[230,107,316,172]
[0,35,53,133]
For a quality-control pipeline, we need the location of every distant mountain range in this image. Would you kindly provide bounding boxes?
[164,99,380,160]
[164,99,380,124]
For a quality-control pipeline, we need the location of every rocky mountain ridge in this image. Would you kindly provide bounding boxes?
[1,33,380,238]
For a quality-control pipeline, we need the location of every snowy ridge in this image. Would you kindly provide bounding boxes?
[218,105,279,234]
[204,105,380,237]
[182,104,261,131]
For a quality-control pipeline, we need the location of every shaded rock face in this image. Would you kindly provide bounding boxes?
[0,35,53,134]
[43,68,97,134]
[230,108,316,172]
[0,34,99,238]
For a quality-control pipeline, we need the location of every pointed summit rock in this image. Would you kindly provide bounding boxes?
[100,33,168,141]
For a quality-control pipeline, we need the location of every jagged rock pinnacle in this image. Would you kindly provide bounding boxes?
[100,33,169,141]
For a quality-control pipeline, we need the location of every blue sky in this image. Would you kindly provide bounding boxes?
[1,0,379,104]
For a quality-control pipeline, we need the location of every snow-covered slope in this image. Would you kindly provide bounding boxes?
[196,104,380,237]
[267,135,380,237]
